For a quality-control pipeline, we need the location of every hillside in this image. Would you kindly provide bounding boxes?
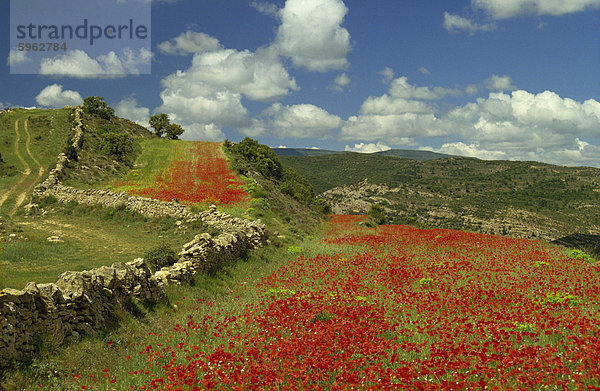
[279,154,600,240]
[273,147,454,160]
[0,107,325,290]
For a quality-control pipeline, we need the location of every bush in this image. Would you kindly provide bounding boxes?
[83,96,114,120]
[232,138,283,179]
[368,203,387,225]
[100,132,133,161]
[144,243,178,272]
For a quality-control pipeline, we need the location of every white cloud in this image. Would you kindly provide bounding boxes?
[40,49,151,78]
[35,84,83,108]
[156,45,299,140]
[157,31,222,55]
[466,84,479,95]
[345,141,391,153]
[485,74,517,91]
[341,77,454,143]
[7,50,31,66]
[422,142,507,160]
[251,1,279,16]
[390,77,460,100]
[277,145,288,148]
[258,102,343,138]
[329,73,350,92]
[472,0,600,19]
[443,12,497,34]
[114,97,151,128]
[418,67,431,75]
[273,0,351,72]
[379,67,395,83]
[444,90,600,165]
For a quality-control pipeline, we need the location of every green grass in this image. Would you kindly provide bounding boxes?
[0,108,74,216]
[0,199,220,289]
[0,233,313,390]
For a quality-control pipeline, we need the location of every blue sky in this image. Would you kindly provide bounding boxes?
[2,0,600,167]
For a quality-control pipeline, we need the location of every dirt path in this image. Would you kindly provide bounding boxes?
[10,119,45,216]
[0,120,31,209]
[0,119,46,217]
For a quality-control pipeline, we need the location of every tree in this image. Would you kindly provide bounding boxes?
[149,113,170,137]
[83,96,114,120]
[100,132,133,160]
[165,123,185,140]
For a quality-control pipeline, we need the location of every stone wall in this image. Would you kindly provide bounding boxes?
[0,205,267,368]
[1,106,268,368]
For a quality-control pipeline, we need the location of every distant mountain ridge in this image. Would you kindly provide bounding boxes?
[273,148,455,161]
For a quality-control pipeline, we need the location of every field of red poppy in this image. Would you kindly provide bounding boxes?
[19,215,600,390]
[110,140,249,206]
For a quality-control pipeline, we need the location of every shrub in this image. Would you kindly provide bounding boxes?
[144,242,178,272]
[368,203,387,225]
[232,138,283,179]
[100,132,133,161]
[83,96,114,120]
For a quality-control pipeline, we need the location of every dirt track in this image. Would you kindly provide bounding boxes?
[0,119,45,217]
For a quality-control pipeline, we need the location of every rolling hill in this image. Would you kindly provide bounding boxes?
[279,153,600,241]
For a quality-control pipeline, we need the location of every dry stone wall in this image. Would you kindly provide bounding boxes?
[0,205,266,368]
[1,107,267,368]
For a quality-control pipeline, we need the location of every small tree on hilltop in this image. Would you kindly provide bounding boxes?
[165,123,185,140]
[83,96,114,120]
[149,113,170,137]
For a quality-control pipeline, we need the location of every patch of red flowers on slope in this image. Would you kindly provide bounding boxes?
[120,217,600,390]
[125,142,249,206]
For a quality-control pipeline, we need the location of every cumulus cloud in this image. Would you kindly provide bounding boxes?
[115,97,151,128]
[329,73,350,92]
[443,12,497,34]
[156,45,299,140]
[341,77,454,143]
[7,50,31,67]
[466,84,479,95]
[257,103,343,138]
[345,141,391,153]
[379,67,395,83]
[390,77,460,100]
[444,90,600,165]
[157,31,222,55]
[273,0,351,72]
[472,0,600,19]
[485,75,517,92]
[35,84,83,108]
[40,49,151,78]
[251,1,279,16]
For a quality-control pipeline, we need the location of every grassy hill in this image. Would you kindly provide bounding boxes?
[0,108,325,290]
[279,154,600,240]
